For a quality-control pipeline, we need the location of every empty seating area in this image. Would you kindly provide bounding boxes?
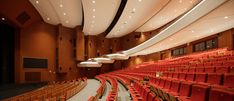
[95,49,234,101]
[3,78,87,101]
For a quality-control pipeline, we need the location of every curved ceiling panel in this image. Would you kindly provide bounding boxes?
[49,0,83,28]
[29,0,60,25]
[105,0,170,38]
[122,0,227,56]
[82,0,121,35]
[132,0,234,56]
[29,0,82,28]
[136,0,201,32]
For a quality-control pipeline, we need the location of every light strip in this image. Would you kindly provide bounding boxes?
[78,61,102,67]
[89,57,115,63]
[122,0,227,56]
[105,53,129,60]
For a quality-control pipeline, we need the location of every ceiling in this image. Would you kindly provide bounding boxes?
[29,0,83,28]
[28,0,207,39]
[130,0,234,56]
[136,0,200,32]
[105,0,169,38]
[82,0,121,35]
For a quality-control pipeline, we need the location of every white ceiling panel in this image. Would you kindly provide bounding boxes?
[82,0,121,35]
[29,0,60,25]
[29,0,83,28]
[105,0,170,38]
[49,0,83,28]
[132,0,234,56]
[122,0,227,56]
[136,0,201,32]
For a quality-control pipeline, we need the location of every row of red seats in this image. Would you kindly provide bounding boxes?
[119,72,234,101]
[88,76,106,101]
[105,76,118,101]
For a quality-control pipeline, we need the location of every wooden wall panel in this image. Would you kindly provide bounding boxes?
[76,27,85,61]
[57,25,78,80]
[19,22,57,83]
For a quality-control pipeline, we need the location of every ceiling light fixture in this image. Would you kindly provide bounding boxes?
[1,17,5,21]
[128,16,132,19]
[92,0,95,3]
[93,9,96,12]
[92,15,95,18]
[179,0,183,3]
[59,4,63,8]
[224,16,228,19]
[138,0,142,2]
[47,17,50,20]
[63,13,66,15]
[36,0,39,4]
[191,30,195,33]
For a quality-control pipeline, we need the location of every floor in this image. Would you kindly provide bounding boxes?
[117,82,131,101]
[68,79,100,101]
[99,81,111,101]
[68,79,131,101]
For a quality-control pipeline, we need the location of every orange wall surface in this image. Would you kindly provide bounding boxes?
[18,22,57,83]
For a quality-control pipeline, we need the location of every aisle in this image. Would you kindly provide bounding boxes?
[68,79,100,101]
[99,81,111,101]
[117,82,131,101]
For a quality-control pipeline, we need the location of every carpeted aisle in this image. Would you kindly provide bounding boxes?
[99,81,111,101]
[117,82,131,101]
[68,79,100,101]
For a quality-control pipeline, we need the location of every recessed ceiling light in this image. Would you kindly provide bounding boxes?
[59,4,63,8]
[1,17,5,21]
[63,13,66,15]
[224,16,228,19]
[138,0,142,2]
[66,21,69,23]
[92,9,96,12]
[124,21,127,24]
[133,8,136,12]
[179,0,182,3]
[92,0,95,3]
[169,38,173,41]
[190,0,193,3]
[92,15,95,18]
[36,1,39,4]
[128,16,132,19]
[191,30,195,33]
[210,29,214,32]
[47,17,50,20]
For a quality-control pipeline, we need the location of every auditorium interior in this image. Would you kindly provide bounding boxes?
[0,0,234,101]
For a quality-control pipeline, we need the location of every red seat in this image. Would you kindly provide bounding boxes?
[185,73,195,81]
[178,82,193,97]
[216,66,229,73]
[223,73,234,88]
[195,73,207,83]
[168,81,181,96]
[172,73,178,78]
[205,67,215,73]
[188,67,196,73]
[213,62,223,67]
[196,67,204,73]
[147,92,156,101]
[209,88,234,101]
[179,73,186,80]
[207,73,222,85]
[190,84,210,101]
